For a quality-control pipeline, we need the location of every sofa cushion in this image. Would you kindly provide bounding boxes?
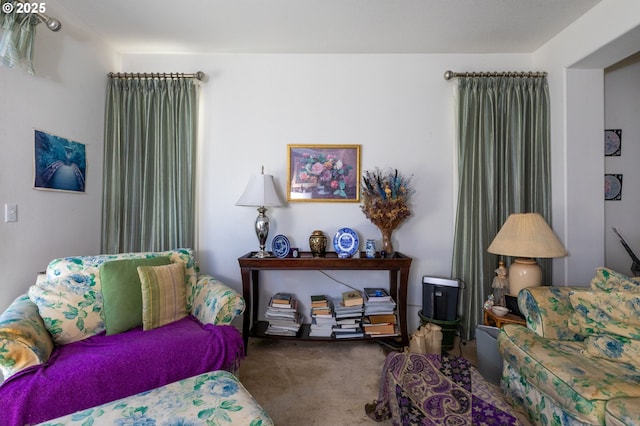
[138,262,187,330]
[28,275,104,345]
[584,334,640,364]
[568,290,640,339]
[605,397,640,426]
[591,267,640,293]
[100,256,171,335]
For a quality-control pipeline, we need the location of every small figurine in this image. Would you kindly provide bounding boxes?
[483,294,495,311]
[492,260,509,306]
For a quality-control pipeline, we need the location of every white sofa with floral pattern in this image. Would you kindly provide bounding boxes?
[0,248,247,426]
[497,268,640,425]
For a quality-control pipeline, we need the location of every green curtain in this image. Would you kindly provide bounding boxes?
[101,76,198,253]
[451,76,551,340]
[0,0,38,74]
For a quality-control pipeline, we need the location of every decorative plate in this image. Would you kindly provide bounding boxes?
[272,234,291,258]
[605,174,623,201]
[333,228,359,257]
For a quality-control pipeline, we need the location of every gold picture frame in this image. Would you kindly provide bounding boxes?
[287,144,361,202]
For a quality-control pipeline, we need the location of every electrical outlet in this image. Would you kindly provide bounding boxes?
[5,203,17,222]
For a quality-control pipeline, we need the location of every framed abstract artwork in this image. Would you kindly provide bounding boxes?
[605,174,623,201]
[605,129,622,156]
[34,130,86,193]
[287,144,360,202]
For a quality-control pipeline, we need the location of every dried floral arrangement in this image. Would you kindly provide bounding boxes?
[361,168,414,231]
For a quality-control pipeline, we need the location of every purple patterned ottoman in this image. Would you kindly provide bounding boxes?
[366,352,522,425]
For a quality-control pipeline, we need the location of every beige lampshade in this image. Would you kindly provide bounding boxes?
[488,213,567,296]
[487,213,567,258]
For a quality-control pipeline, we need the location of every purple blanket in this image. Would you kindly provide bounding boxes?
[0,316,244,426]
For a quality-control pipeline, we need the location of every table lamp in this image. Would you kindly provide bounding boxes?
[487,212,567,296]
[236,167,284,258]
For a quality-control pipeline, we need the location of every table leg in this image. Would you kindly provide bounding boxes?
[240,267,251,354]
[398,266,410,347]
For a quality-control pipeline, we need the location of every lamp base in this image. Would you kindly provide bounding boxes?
[508,258,542,297]
[253,250,273,258]
[253,206,272,258]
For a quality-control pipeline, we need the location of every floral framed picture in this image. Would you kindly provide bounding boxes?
[287,144,361,202]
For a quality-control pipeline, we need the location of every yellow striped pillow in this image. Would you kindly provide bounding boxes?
[138,262,187,331]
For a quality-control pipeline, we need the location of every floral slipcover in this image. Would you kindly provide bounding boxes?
[0,249,245,380]
[0,295,53,380]
[498,269,640,425]
[38,370,273,426]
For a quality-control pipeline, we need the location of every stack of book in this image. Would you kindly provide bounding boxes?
[363,287,397,316]
[332,316,363,337]
[309,294,335,337]
[362,288,398,337]
[362,313,398,337]
[331,291,365,338]
[265,292,302,336]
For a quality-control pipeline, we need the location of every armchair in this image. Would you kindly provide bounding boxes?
[498,269,640,425]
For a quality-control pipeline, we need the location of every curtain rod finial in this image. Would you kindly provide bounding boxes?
[444,70,454,81]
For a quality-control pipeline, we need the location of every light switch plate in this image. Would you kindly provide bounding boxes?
[5,203,17,222]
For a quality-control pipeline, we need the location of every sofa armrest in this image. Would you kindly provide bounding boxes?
[0,295,54,380]
[518,286,586,341]
[190,275,245,325]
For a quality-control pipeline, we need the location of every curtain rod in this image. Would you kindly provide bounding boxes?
[11,0,61,31]
[443,70,547,80]
[108,72,206,81]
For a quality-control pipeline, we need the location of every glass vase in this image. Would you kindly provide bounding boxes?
[379,227,394,258]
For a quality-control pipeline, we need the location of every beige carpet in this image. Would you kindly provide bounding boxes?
[238,338,490,425]
[239,338,390,425]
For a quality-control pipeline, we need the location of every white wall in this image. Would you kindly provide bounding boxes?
[534,0,640,285]
[122,0,640,331]
[0,9,119,310]
[3,0,639,332]
[122,53,530,332]
[604,53,640,274]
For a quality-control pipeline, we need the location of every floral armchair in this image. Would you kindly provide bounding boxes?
[497,268,640,425]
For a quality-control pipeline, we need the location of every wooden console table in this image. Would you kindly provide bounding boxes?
[238,251,412,353]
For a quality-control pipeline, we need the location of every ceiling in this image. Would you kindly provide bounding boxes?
[53,0,602,55]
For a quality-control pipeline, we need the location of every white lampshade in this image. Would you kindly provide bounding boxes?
[488,213,567,296]
[236,168,283,258]
[236,173,283,208]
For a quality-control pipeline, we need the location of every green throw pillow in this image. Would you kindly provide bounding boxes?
[138,262,187,331]
[100,256,171,335]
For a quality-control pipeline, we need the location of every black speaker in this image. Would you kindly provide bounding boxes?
[421,276,462,321]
